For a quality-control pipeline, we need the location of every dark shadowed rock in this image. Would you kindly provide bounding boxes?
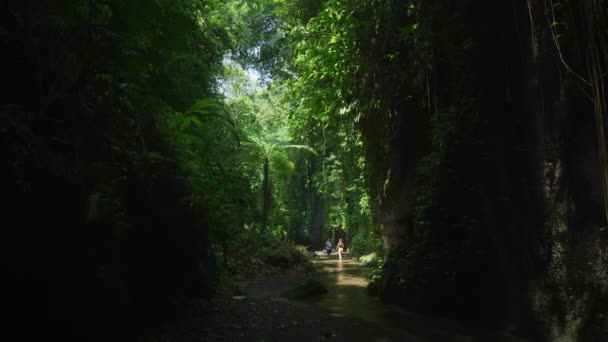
[282,278,328,299]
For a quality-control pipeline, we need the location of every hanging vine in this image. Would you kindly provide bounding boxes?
[580,0,608,224]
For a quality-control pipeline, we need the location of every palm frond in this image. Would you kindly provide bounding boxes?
[281,144,317,155]
[186,99,240,144]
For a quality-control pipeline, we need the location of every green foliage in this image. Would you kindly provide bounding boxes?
[198,0,381,251]
[367,256,385,296]
[350,231,381,256]
[358,252,378,266]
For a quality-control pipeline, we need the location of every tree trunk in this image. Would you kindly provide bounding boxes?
[262,157,272,229]
[311,194,325,250]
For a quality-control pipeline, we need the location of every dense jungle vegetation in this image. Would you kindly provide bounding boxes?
[3,0,608,340]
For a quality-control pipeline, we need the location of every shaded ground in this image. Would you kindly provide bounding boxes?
[151,253,527,341]
[154,296,422,341]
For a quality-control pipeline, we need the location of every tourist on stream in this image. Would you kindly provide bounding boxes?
[337,238,345,261]
[325,239,332,256]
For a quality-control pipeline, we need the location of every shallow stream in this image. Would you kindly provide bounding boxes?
[244,253,482,341]
[306,254,475,341]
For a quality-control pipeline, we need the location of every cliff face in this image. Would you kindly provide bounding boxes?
[365,0,608,338]
[2,3,215,340]
[477,0,607,337]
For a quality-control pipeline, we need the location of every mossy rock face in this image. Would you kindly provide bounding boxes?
[282,278,328,299]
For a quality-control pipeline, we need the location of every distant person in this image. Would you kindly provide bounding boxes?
[325,239,332,256]
[337,238,345,261]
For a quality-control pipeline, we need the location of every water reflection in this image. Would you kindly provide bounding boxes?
[308,256,382,323]
[336,260,343,284]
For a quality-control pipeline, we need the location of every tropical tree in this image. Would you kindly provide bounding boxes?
[242,125,316,230]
